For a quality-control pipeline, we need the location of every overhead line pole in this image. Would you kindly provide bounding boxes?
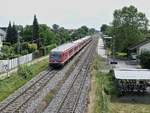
[17,31,21,71]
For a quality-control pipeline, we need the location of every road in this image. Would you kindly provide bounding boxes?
[115,59,141,69]
[97,35,141,69]
[97,36,107,59]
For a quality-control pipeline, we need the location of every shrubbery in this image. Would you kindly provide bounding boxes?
[139,51,150,69]
[0,45,16,60]
[0,42,56,60]
[39,44,57,56]
[28,43,37,53]
[22,42,37,53]
[18,65,33,79]
[46,44,57,52]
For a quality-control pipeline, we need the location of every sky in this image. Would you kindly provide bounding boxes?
[0,0,150,30]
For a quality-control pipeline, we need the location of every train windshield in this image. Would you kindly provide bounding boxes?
[51,53,61,60]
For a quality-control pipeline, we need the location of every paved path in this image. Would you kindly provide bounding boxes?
[114,59,141,69]
[97,36,107,58]
[97,35,141,70]
[0,55,48,80]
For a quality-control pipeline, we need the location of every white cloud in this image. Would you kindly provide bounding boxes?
[0,0,150,29]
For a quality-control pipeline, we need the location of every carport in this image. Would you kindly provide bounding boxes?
[114,69,150,95]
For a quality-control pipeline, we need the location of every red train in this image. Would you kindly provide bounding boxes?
[49,36,92,67]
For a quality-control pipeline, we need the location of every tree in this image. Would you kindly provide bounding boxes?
[52,24,59,32]
[6,22,18,44]
[32,15,40,48]
[88,28,96,35]
[101,24,108,33]
[139,51,150,69]
[39,24,56,46]
[71,26,89,40]
[57,27,70,44]
[112,5,149,52]
[22,25,32,42]
[6,21,12,43]
[101,24,113,36]
[11,23,18,44]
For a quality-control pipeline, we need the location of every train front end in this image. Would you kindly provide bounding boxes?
[49,51,64,67]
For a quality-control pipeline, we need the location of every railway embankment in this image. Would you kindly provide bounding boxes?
[0,55,49,80]
[0,57,48,102]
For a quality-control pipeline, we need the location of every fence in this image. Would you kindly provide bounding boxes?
[0,53,33,73]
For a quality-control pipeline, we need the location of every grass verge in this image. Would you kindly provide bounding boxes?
[0,58,48,102]
[89,54,115,113]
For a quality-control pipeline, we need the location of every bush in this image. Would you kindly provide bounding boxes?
[22,42,29,50]
[28,43,37,53]
[21,50,29,55]
[139,51,150,69]
[33,50,40,58]
[1,45,16,59]
[18,65,33,79]
[39,44,57,56]
[39,47,46,56]
[45,44,57,54]
[3,42,11,46]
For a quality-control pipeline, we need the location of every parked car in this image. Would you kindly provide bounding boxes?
[130,53,137,60]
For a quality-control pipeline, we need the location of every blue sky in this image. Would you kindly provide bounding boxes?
[0,0,150,30]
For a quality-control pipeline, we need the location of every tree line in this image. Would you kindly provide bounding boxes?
[101,5,150,52]
[0,15,96,59]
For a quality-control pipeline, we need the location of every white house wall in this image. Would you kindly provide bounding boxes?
[0,29,6,41]
[139,42,150,54]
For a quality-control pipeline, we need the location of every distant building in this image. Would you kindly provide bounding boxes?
[0,29,6,41]
[128,39,150,56]
[0,29,6,53]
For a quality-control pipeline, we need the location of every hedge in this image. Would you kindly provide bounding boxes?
[139,51,150,69]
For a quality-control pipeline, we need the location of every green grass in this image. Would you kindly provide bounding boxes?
[90,54,113,113]
[0,58,48,102]
[43,91,54,104]
[90,54,150,113]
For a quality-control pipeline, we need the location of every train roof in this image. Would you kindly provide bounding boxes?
[51,36,91,52]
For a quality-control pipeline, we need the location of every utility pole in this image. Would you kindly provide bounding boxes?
[110,35,117,68]
[112,35,115,61]
[17,31,21,70]
[0,35,3,54]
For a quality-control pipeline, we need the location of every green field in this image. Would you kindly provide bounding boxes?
[89,54,150,113]
[0,58,48,102]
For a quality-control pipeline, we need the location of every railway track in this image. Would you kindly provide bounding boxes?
[0,37,96,113]
[0,68,58,113]
[57,39,96,113]
[43,38,97,113]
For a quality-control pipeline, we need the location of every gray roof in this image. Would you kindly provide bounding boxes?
[114,68,150,80]
[128,40,150,50]
[51,36,91,52]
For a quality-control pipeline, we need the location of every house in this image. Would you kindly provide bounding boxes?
[128,39,150,57]
[0,29,6,41]
[0,29,6,53]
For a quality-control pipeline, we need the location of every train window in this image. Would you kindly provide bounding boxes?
[51,53,61,60]
[69,49,73,54]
